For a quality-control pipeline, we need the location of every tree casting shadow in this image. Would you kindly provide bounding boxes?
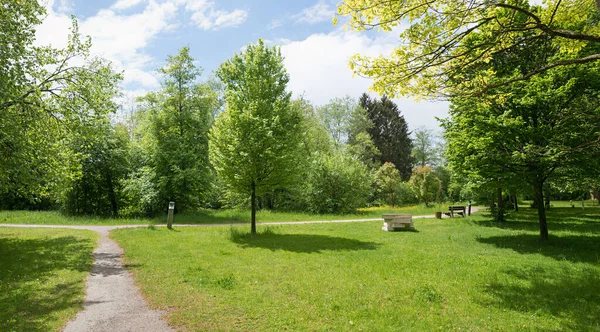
[230,229,380,253]
[472,207,600,234]
[476,233,600,264]
[0,235,95,331]
[481,265,600,330]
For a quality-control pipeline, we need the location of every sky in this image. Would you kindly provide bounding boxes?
[36,0,449,131]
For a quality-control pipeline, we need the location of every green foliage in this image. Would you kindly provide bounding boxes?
[211,39,303,230]
[359,93,413,179]
[375,162,402,207]
[0,10,122,207]
[62,123,130,217]
[443,43,600,239]
[140,47,214,212]
[304,150,373,214]
[409,165,442,207]
[411,127,443,167]
[395,181,417,205]
[317,95,364,146]
[337,0,600,98]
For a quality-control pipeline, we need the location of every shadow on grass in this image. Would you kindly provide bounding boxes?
[0,235,95,331]
[472,207,600,234]
[229,228,380,253]
[482,265,600,330]
[477,233,600,264]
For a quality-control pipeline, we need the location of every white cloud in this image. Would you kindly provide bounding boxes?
[112,0,145,11]
[182,0,248,30]
[293,1,334,25]
[268,19,283,30]
[35,0,180,91]
[56,0,74,13]
[280,30,448,131]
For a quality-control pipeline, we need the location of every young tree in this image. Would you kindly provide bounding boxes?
[409,165,441,207]
[210,39,303,234]
[359,93,413,179]
[141,47,214,212]
[375,162,402,207]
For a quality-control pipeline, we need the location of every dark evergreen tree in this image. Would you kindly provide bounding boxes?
[359,93,413,179]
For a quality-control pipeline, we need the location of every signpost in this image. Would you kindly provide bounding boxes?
[167,201,175,229]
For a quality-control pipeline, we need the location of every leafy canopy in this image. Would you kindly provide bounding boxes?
[337,0,600,98]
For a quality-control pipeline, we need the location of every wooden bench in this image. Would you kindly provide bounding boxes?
[444,206,466,217]
[382,214,414,231]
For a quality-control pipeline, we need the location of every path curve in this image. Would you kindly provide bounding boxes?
[1,224,174,332]
[0,208,483,331]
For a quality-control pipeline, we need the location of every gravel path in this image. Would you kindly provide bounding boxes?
[0,224,174,332]
[0,209,482,331]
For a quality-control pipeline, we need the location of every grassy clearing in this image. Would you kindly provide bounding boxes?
[112,207,600,331]
[0,203,468,226]
[0,210,151,225]
[0,227,98,331]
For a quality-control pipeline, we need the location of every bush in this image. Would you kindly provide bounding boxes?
[305,151,373,214]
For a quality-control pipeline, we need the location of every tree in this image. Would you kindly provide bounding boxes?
[139,47,214,212]
[409,165,442,207]
[317,96,360,146]
[0,5,121,206]
[63,122,130,217]
[359,93,413,179]
[412,127,442,167]
[443,64,600,240]
[375,162,402,207]
[210,39,303,234]
[336,0,600,98]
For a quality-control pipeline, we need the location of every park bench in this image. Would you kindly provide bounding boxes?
[382,214,414,231]
[444,206,466,217]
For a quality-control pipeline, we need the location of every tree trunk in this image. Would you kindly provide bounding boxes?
[391,191,395,208]
[512,193,518,212]
[106,172,118,218]
[251,181,257,234]
[534,181,549,241]
[544,184,551,210]
[497,187,505,222]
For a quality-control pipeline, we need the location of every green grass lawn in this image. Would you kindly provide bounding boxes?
[0,228,98,331]
[111,206,600,331]
[0,203,469,226]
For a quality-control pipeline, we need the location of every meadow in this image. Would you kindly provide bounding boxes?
[110,206,600,331]
[0,203,469,226]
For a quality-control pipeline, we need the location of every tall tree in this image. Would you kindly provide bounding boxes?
[317,96,359,146]
[140,47,214,212]
[359,93,413,179]
[336,0,600,97]
[0,5,121,206]
[412,127,442,167]
[444,64,600,240]
[210,39,303,234]
[63,122,130,217]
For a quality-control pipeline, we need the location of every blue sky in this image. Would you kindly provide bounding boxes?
[37,0,449,130]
